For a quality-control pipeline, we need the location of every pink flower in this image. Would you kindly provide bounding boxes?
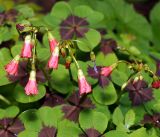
[78,69,92,95]
[21,35,33,58]
[25,70,38,95]
[48,46,59,69]
[5,55,20,75]
[101,66,113,77]
[48,32,58,52]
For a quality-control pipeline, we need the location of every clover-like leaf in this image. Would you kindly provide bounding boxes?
[79,109,108,134]
[19,109,42,132]
[93,82,117,105]
[57,120,82,137]
[112,107,124,126]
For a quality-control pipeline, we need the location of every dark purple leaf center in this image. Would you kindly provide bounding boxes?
[60,15,89,40]
[142,113,160,128]
[125,80,153,106]
[62,92,95,122]
[0,118,24,137]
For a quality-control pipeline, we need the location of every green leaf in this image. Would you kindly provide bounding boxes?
[0,109,4,119]
[0,27,12,44]
[15,4,34,18]
[0,48,12,66]
[112,107,124,126]
[50,64,74,94]
[111,69,128,86]
[129,127,148,137]
[19,109,42,132]
[4,106,19,118]
[51,2,72,20]
[79,109,108,133]
[124,109,135,129]
[18,130,38,137]
[77,29,101,52]
[150,2,160,49]
[96,52,118,66]
[57,120,82,137]
[104,130,129,137]
[38,106,63,128]
[74,5,104,25]
[93,82,117,105]
[11,42,22,57]
[13,84,46,103]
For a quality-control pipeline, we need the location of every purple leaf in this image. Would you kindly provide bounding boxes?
[100,39,117,55]
[79,128,103,137]
[39,126,57,137]
[60,15,89,40]
[0,118,24,137]
[141,113,160,128]
[43,93,65,107]
[62,92,95,122]
[125,80,153,106]
[62,105,81,122]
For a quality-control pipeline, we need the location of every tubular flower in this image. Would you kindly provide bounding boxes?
[101,66,113,77]
[5,55,20,75]
[48,32,58,52]
[25,70,38,95]
[78,69,92,95]
[21,35,32,58]
[48,46,59,69]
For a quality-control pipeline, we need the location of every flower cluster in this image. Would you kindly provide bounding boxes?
[5,34,38,95]
[5,24,93,96]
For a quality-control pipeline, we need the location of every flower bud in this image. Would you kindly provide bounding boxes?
[90,51,96,62]
[121,82,128,91]
[65,56,72,69]
[60,48,66,57]
[152,80,160,89]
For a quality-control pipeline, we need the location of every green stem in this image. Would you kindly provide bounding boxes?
[68,46,80,69]
[31,32,37,71]
[0,94,11,105]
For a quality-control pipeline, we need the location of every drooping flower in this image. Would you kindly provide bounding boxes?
[5,55,20,75]
[25,70,38,95]
[152,80,160,89]
[78,69,91,95]
[48,32,58,52]
[21,35,32,58]
[101,66,113,77]
[48,46,59,69]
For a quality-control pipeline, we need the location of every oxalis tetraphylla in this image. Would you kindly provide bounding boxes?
[4,24,93,96]
[4,23,159,98]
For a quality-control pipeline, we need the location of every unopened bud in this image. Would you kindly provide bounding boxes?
[65,56,72,69]
[60,48,66,57]
[121,82,128,91]
[90,51,96,62]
